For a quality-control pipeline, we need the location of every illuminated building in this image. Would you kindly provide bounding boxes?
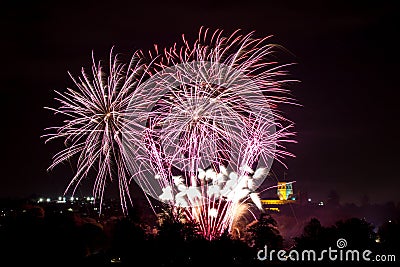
[277,181,294,200]
[261,181,296,212]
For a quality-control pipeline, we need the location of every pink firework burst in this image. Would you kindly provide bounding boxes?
[43,48,146,214]
[122,27,298,239]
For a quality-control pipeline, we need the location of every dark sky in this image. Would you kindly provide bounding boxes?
[1,0,399,205]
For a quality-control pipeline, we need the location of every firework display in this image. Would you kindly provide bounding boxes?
[45,27,296,239]
[43,49,145,214]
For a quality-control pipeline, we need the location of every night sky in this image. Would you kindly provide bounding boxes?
[1,0,399,205]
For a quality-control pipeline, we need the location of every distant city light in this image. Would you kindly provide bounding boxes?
[111,258,121,263]
[318,201,324,206]
[46,198,51,202]
[57,196,66,203]
[308,198,312,202]
[38,198,44,203]
[70,197,74,201]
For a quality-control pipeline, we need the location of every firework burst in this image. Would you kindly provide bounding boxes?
[43,48,145,213]
[122,27,297,239]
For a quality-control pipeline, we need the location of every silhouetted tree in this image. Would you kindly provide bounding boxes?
[295,217,377,255]
[245,213,283,250]
[152,206,203,265]
[156,206,201,242]
[79,221,108,265]
[335,218,376,250]
[304,218,322,236]
[210,230,253,265]
[378,219,400,253]
[294,218,336,250]
[106,216,148,264]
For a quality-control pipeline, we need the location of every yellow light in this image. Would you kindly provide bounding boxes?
[266,207,280,212]
[261,199,296,205]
